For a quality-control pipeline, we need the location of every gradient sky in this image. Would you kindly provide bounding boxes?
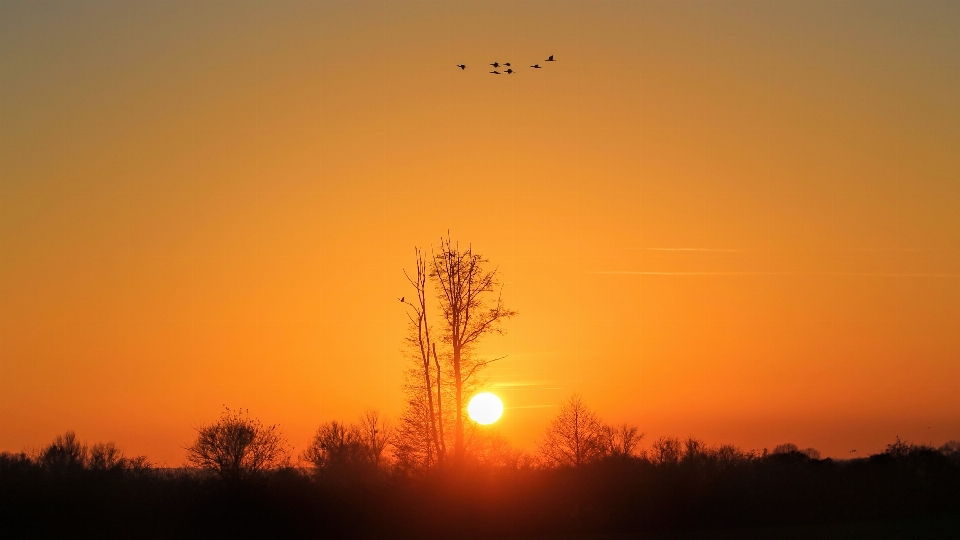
[2,0,958,464]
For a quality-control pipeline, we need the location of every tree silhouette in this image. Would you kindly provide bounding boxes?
[302,411,392,479]
[538,395,608,467]
[603,423,644,458]
[430,235,516,465]
[38,431,87,473]
[401,248,446,465]
[400,235,515,468]
[185,408,288,483]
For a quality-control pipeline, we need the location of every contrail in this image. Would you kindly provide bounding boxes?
[638,248,741,252]
[491,381,554,388]
[591,271,960,277]
[506,404,558,410]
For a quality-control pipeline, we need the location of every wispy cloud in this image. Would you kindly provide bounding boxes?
[630,247,956,253]
[505,404,557,410]
[592,271,960,277]
[638,248,742,252]
[490,381,554,389]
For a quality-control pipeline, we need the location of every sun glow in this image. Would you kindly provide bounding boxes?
[467,392,504,425]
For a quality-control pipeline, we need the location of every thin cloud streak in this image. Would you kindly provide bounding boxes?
[491,381,555,388]
[592,271,960,277]
[638,248,742,252]
[630,248,957,253]
[506,404,558,410]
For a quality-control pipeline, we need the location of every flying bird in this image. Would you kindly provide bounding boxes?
[505,68,514,74]
[504,62,511,67]
[530,64,541,68]
[490,70,501,74]
[457,64,466,70]
[490,62,500,68]
[545,55,555,61]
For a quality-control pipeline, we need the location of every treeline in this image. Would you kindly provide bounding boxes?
[3,403,960,539]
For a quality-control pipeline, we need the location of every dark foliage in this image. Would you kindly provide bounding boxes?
[3,434,960,539]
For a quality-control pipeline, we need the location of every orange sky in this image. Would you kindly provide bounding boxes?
[2,0,959,464]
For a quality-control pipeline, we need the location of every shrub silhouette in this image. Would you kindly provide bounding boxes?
[38,431,87,474]
[185,408,289,483]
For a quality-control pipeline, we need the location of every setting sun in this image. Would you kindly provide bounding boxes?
[467,393,504,425]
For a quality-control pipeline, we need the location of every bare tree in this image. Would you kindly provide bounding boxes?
[430,235,516,464]
[89,442,125,471]
[603,423,644,458]
[394,389,437,471]
[650,437,682,465]
[466,429,527,468]
[302,411,394,478]
[538,395,607,467]
[402,249,445,464]
[38,431,87,473]
[186,408,289,483]
[357,409,393,466]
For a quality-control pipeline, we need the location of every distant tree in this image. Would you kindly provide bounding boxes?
[301,421,365,474]
[538,395,607,467]
[885,436,912,458]
[682,437,708,463]
[772,443,799,455]
[940,440,960,456]
[38,431,87,473]
[650,437,682,465]
[602,423,644,458]
[357,409,393,466]
[466,429,527,468]
[772,442,820,460]
[89,442,125,471]
[302,412,393,478]
[186,408,289,483]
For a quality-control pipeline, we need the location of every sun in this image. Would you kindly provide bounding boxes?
[467,392,503,425]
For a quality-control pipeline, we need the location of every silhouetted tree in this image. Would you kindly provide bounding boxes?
[38,431,87,473]
[772,442,820,460]
[650,436,682,465]
[603,423,644,458]
[400,236,516,468]
[465,428,528,468]
[185,408,288,483]
[538,395,607,467]
[302,411,392,479]
[401,248,446,464]
[430,235,516,465]
[395,387,445,471]
[358,409,393,466]
[89,442,124,471]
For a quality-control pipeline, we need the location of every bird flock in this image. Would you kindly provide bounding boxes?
[457,55,555,74]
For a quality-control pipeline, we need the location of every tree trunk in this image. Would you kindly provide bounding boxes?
[453,343,464,464]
